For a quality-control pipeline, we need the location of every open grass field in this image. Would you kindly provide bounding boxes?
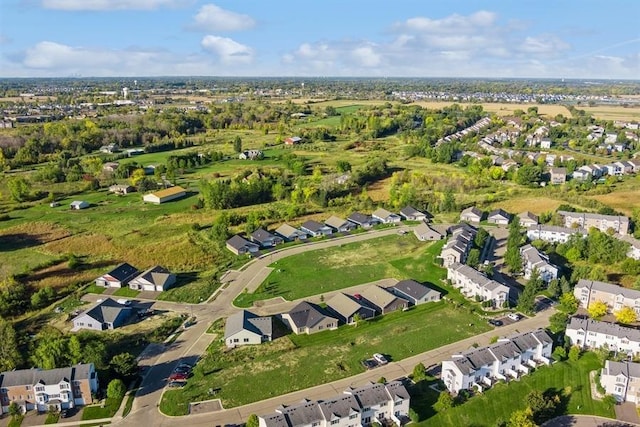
[588,185,640,216]
[160,301,490,415]
[412,352,613,426]
[233,235,446,307]
[579,105,640,121]
[487,196,569,216]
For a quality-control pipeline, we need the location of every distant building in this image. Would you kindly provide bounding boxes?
[284,136,302,145]
[142,186,186,204]
[518,211,539,228]
[549,167,567,185]
[70,200,89,210]
[460,207,483,223]
[558,210,630,235]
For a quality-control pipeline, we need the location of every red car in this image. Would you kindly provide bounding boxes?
[169,372,188,381]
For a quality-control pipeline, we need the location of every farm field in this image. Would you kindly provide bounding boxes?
[233,235,446,307]
[160,301,490,415]
[579,105,640,121]
[412,352,613,426]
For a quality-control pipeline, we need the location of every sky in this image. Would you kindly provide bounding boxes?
[0,0,639,79]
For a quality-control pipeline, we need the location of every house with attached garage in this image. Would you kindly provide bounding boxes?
[441,329,552,393]
[359,286,408,315]
[250,228,284,248]
[128,265,176,292]
[460,206,483,223]
[372,208,402,224]
[95,263,139,288]
[487,209,511,225]
[399,205,429,222]
[518,211,539,228]
[347,212,379,229]
[326,293,377,325]
[224,310,273,348]
[72,298,133,331]
[274,224,308,242]
[413,222,443,241]
[280,301,338,335]
[324,215,356,233]
[0,363,99,414]
[300,220,333,237]
[226,235,260,255]
[142,186,187,204]
[565,316,640,356]
[600,360,640,404]
[391,279,441,305]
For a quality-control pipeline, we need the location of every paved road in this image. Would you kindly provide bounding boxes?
[544,415,639,427]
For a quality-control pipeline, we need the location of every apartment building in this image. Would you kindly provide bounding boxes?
[558,211,630,235]
[526,224,587,244]
[566,317,640,356]
[600,360,640,404]
[439,224,477,268]
[447,262,510,307]
[574,279,640,315]
[520,244,559,284]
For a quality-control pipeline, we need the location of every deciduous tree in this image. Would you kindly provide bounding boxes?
[587,301,608,320]
[0,318,21,371]
[614,306,637,324]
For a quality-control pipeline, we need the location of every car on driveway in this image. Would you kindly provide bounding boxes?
[169,372,189,381]
[507,313,522,321]
[174,366,191,374]
[488,319,503,326]
[167,381,186,388]
[373,353,388,365]
[60,409,69,418]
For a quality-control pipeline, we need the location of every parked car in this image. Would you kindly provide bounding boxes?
[373,353,388,365]
[507,313,521,321]
[60,409,69,418]
[169,372,188,381]
[167,381,186,388]
[488,319,503,326]
[174,366,191,374]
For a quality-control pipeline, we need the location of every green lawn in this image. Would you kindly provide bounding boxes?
[160,301,490,415]
[44,412,60,424]
[234,235,446,307]
[112,287,140,298]
[81,396,124,420]
[85,284,107,294]
[412,352,614,427]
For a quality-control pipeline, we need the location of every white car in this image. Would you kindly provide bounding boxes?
[373,353,388,364]
[507,313,521,321]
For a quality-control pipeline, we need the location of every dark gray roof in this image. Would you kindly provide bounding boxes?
[277,399,324,426]
[225,310,272,339]
[461,206,483,218]
[385,380,410,400]
[0,364,94,388]
[285,301,337,329]
[568,316,640,342]
[488,208,511,220]
[251,227,278,243]
[400,205,426,218]
[603,360,640,379]
[260,413,290,427]
[345,382,390,408]
[103,262,139,282]
[393,279,440,301]
[301,220,329,233]
[347,212,373,225]
[76,298,132,324]
[317,394,360,419]
[226,234,259,250]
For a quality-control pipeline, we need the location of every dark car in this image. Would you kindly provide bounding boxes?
[488,319,503,326]
[174,366,191,374]
[60,409,69,418]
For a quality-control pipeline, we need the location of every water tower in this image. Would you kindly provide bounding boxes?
[122,87,129,99]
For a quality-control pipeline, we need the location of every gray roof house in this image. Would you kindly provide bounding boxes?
[518,211,539,228]
[226,235,260,255]
[372,208,402,224]
[324,216,356,233]
[128,265,176,292]
[413,222,443,241]
[391,279,441,305]
[460,206,483,223]
[487,209,511,225]
[274,400,325,427]
[360,286,409,315]
[95,263,139,288]
[300,220,333,237]
[250,228,284,248]
[275,224,308,241]
[280,301,338,335]
[326,293,377,325]
[347,212,379,229]
[399,205,429,222]
[317,395,362,426]
[72,298,133,331]
[225,310,273,348]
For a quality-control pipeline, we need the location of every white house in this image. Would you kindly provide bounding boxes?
[372,208,402,224]
[487,209,511,225]
[441,329,552,393]
[600,360,640,404]
[447,262,510,307]
[128,265,176,292]
[520,244,558,284]
[439,224,477,268]
[460,207,483,223]
[526,224,587,244]
[566,316,640,356]
[224,310,272,348]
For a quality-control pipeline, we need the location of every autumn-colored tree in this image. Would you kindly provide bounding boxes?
[614,306,637,324]
[587,300,608,320]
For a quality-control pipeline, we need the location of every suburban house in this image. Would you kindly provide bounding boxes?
[441,329,552,393]
[324,216,356,233]
[300,220,333,237]
[600,361,640,404]
[447,262,510,307]
[487,209,511,225]
[359,286,409,314]
[280,301,338,335]
[526,224,587,243]
[618,234,640,260]
[226,235,260,255]
[572,169,591,181]
[520,244,559,284]
[224,310,273,348]
[99,143,119,153]
[518,211,539,228]
[102,162,119,173]
[558,210,630,235]
[391,279,441,305]
[400,205,429,222]
[239,150,263,160]
[72,298,133,331]
[275,224,308,242]
[566,316,640,356]
[372,208,402,224]
[142,186,187,204]
[460,207,483,223]
[325,293,377,325]
[540,137,552,149]
[250,228,284,248]
[347,212,379,229]
[413,222,443,241]
[70,200,89,210]
[574,279,640,315]
[108,184,135,195]
[549,167,567,185]
[0,363,99,414]
[95,263,139,288]
[439,224,477,268]
[128,265,176,292]
[258,381,410,427]
[284,136,302,145]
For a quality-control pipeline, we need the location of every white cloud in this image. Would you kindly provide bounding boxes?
[351,45,382,68]
[41,0,184,10]
[190,4,255,32]
[521,35,570,56]
[201,35,254,64]
[402,11,497,34]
